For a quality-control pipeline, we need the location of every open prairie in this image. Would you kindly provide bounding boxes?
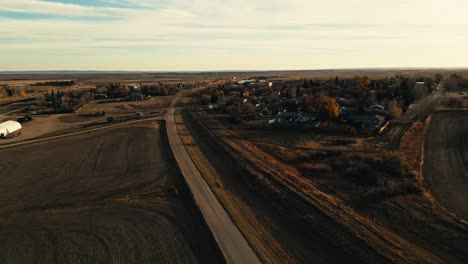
[0,121,222,264]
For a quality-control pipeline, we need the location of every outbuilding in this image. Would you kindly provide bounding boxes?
[342,114,385,129]
[0,120,22,138]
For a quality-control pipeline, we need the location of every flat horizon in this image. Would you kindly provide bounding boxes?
[1,67,468,74]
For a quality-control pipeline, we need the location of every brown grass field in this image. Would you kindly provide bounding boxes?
[186,106,468,263]
[0,121,222,264]
[176,110,360,263]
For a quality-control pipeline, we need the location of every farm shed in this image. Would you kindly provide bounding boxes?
[0,121,22,138]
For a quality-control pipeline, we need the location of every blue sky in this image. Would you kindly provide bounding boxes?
[1,0,468,71]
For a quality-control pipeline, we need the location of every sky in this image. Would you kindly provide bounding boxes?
[1,0,468,71]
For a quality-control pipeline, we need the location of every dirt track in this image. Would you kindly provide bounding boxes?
[424,111,468,220]
[0,121,222,263]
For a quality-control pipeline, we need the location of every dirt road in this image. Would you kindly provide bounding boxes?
[424,111,468,220]
[0,121,222,263]
[166,96,261,264]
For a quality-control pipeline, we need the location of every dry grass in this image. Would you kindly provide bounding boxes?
[81,96,173,113]
[435,94,468,111]
[190,109,450,264]
[174,111,295,264]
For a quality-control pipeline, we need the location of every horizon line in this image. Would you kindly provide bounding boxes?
[1,67,468,75]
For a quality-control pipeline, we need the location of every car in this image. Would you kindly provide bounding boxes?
[458,92,466,96]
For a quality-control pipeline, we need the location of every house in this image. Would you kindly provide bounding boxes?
[270,112,318,124]
[299,113,318,123]
[130,92,144,101]
[95,86,108,99]
[342,114,385,129]
[128,84,140,90]
[58,95,69,105]
[367,104,385,114]
[340,106,357,115]
[369,104,385,112]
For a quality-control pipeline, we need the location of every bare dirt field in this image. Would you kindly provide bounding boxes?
[424,111,468,220]
[0,121,222,264]
[0,115,81,144]
[81,97,173,114]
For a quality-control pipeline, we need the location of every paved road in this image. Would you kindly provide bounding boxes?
[165,95,261,264]
[424,111,468,220]
[387,90,442,150]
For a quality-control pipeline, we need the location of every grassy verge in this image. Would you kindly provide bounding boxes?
[174,110,295,264]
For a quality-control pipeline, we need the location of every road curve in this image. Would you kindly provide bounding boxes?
[165,95,261,264]
[424,111,468,220]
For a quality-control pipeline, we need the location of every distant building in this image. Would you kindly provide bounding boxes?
[342,114,385,129]
[130,92,144,101]
[128,84,140,90]
[367,104,385,114]
[0,121,22,138]
[369,104,385,112]
[340,106,357,115]
[270,112,318,124]
[238,80,255,85]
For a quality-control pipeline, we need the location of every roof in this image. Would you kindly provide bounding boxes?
[0,120,22,134]
[369,104,385,110]
[343,114,384,122]
[340,106,357,112]
[300,112,318,118]
[277,112,300,118]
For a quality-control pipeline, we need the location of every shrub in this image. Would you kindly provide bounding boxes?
[345,161,377,186]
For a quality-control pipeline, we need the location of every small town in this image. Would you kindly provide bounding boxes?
[1,1,468,264]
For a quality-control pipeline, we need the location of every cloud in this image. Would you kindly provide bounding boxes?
[1,0,468,70]
[0,0,123,18]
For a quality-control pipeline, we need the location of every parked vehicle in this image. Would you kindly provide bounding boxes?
[17,115,33,123]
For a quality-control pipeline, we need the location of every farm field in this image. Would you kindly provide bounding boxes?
[424,111,468,219]
[0,121,222,264]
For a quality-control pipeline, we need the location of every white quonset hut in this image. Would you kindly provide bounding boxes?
[0,121,22,138]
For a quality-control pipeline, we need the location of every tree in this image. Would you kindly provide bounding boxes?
[445,78,458,91]
[450,73,462,80]
[399,77,416,106]
[388,99,402,119]
[413,83,427,101]
[313,93,340,120]
[286,87,297,99]
[301,94,314,112]
[435,73,443,83]
[284,99,298,112]
[446,74,462,91]
[199,95,211,105]
[354,76,371,87]
[240,102,255,114]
